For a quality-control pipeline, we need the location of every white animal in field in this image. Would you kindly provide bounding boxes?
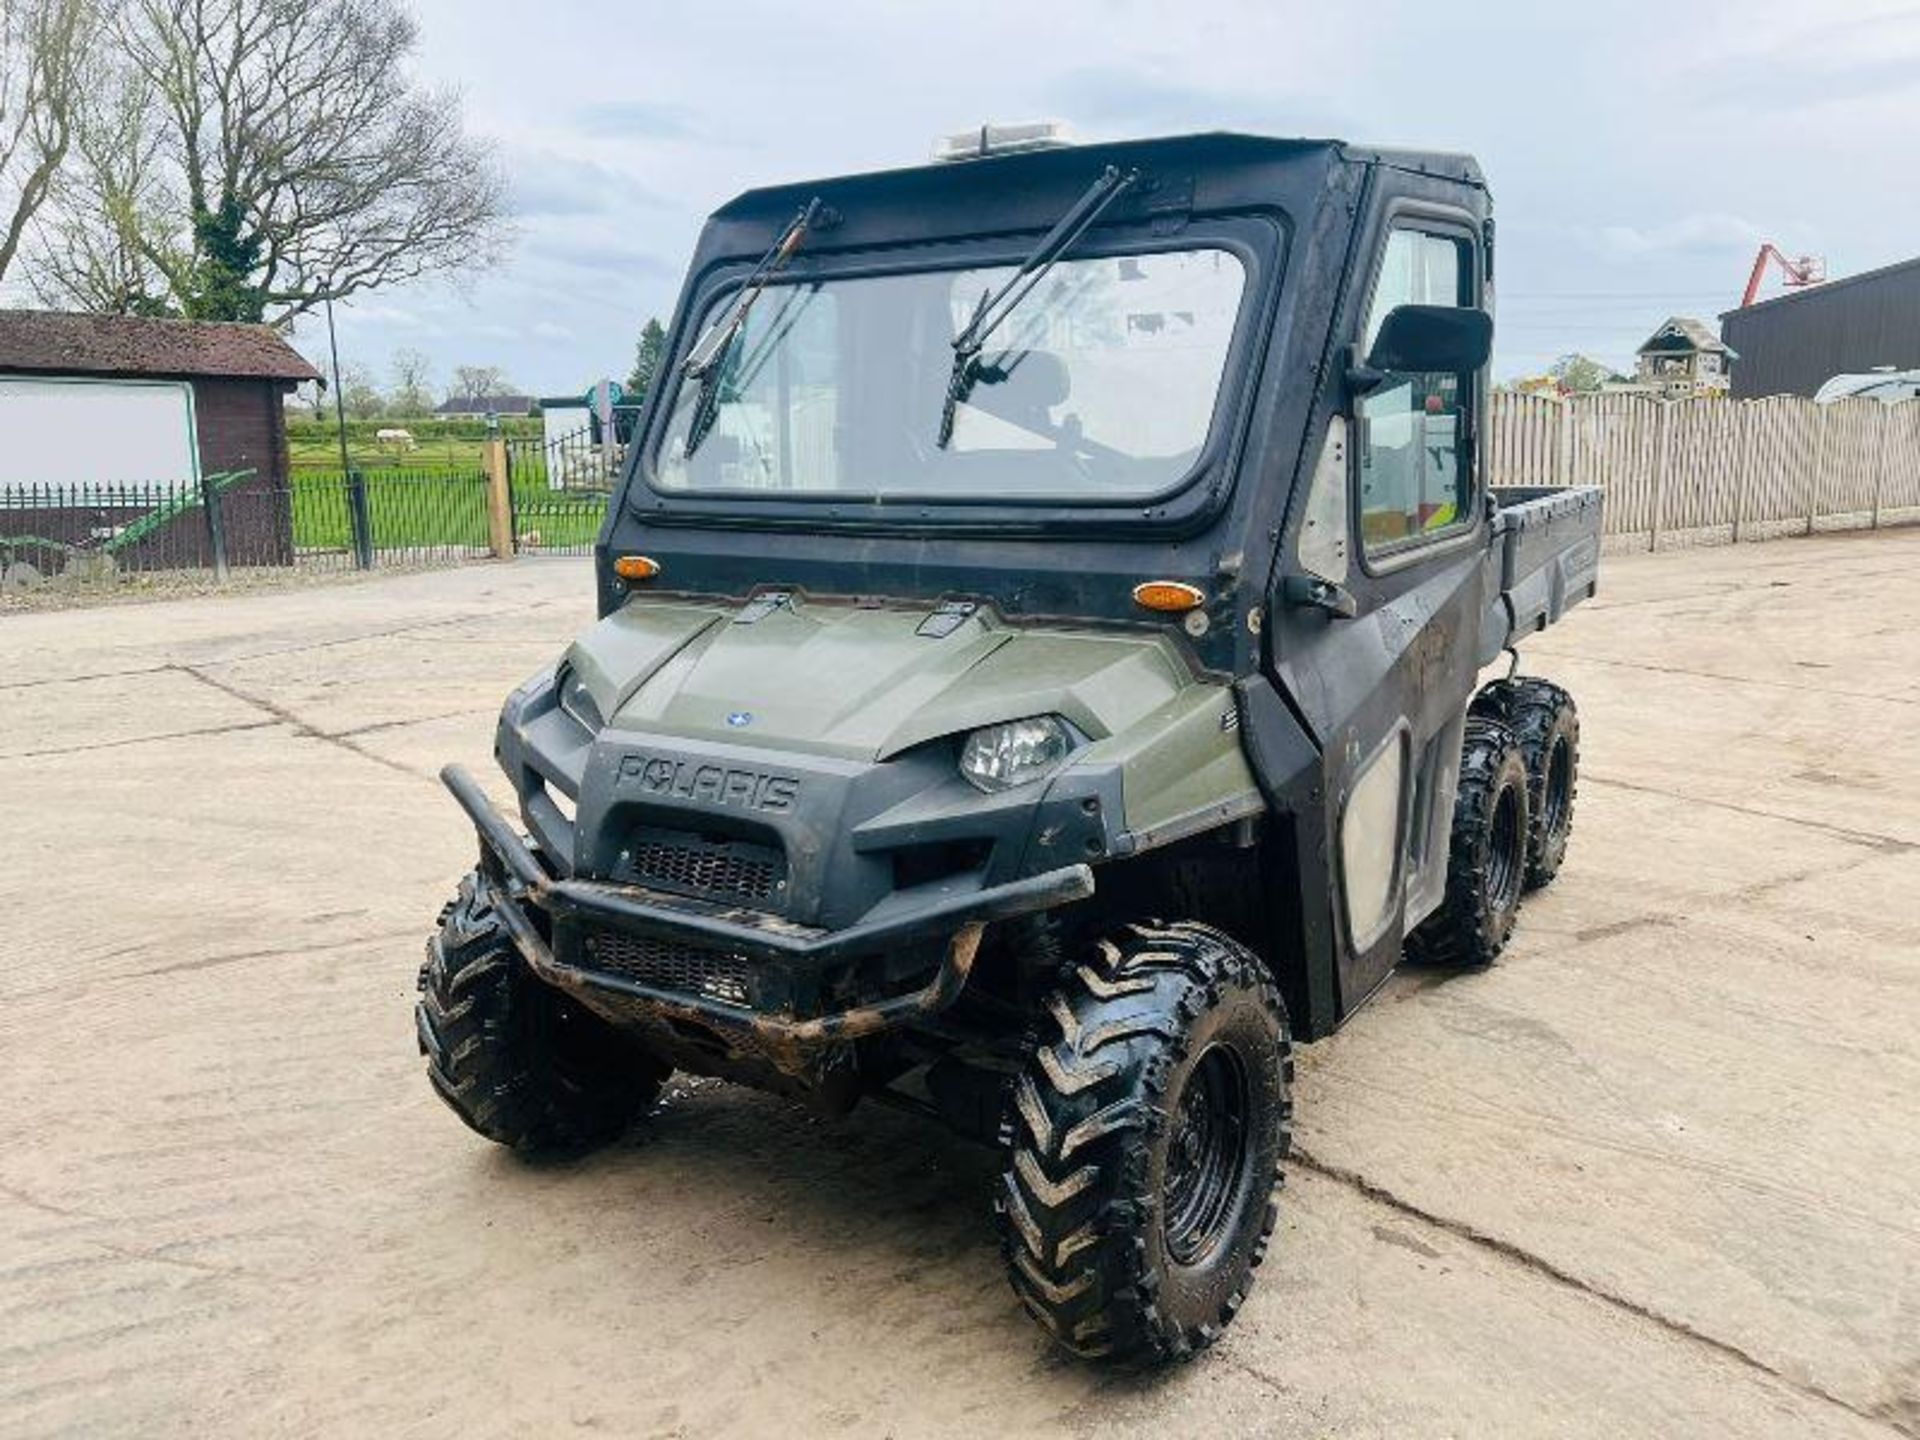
[375,428,417,452]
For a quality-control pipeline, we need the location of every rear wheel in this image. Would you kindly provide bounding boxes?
[1410,718,1530,968]
[416,870,668,1152]
[1473,678,1580,888]
[995,922,1292,1365]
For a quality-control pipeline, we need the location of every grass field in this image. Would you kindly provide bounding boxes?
[286,470,606,553]
[285,417,543,475]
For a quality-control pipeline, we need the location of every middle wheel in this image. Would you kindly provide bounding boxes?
[1410,716,1532,968]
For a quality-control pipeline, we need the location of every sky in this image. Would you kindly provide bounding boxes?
[282,0,1920,398]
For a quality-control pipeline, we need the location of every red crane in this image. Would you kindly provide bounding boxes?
[1741,244,1826,307]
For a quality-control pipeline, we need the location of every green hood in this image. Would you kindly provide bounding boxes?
[562,594,1196,763]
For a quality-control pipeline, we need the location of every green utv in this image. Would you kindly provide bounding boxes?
[418,126,1601,1364]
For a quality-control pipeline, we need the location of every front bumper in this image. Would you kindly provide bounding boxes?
[444,763,1093,1044]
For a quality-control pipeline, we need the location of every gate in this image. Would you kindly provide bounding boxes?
[505,424,620,555]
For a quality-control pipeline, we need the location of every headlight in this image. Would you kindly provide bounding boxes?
[555,664,605,732]
[958,716,1072,793]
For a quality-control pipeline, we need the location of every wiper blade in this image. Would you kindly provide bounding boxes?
[936,164,1135,448]
[683,196,823,458]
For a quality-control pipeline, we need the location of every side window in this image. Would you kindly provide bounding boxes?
[1357,228,1473,554]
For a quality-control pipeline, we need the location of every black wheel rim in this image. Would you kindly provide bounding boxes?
[1488,782,1524,912]
[1164,1044,1253,1266]
[1543,736,1573,837]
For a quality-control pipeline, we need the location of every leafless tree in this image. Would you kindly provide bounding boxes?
[339,361,385,419]
[0,0,94,284]
[25,54,175,313]
[388,346,434,416]
[450,364,511,401]
[29,0,509,322]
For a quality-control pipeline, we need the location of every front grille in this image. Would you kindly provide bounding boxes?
[621,826,785,906]
[580,928,754,1008]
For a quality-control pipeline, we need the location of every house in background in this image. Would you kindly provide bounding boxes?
[1632,317,1734,399]
[0,309,320,569]
[435,393,537,418]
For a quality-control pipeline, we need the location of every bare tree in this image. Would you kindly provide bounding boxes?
[388,346,434,416]
[450,364,510,401]
[0,0,94,284]
[339,361,385,419]
[26,54,177,313]
[29,0,509,322]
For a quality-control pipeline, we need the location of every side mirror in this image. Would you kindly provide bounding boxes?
[1363,304,1493,375]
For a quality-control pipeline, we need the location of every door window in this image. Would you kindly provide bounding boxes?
[1356,229,1473,554]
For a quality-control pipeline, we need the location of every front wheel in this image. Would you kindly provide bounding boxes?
[996,922,1292,1365]
[416,870,668,1152]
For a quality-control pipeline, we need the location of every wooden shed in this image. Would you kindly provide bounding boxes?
[0,309,322,569]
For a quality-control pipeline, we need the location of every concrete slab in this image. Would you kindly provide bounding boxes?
[3,534,1917,1438]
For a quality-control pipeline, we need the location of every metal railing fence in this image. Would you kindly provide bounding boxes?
[0,467,492,589]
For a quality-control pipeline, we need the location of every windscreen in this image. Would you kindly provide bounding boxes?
[650,247,1247,502]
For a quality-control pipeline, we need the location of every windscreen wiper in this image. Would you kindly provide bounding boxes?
[683,196,823,458]
[935,165,1136,448]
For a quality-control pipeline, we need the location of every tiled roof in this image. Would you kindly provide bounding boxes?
[0,309,322,382]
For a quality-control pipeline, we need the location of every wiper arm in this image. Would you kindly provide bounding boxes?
[936,164,1135,448]
[683,196,823,458]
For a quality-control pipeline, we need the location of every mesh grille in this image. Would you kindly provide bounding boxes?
[581,929,753,1008]
[623,827,784,905]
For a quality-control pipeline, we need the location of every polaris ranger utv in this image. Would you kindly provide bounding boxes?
[417,128,1601,1364]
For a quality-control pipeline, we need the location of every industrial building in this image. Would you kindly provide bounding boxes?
[1720,255,1920,398]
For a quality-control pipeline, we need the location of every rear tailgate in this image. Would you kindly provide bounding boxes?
[1489,485,1603,646]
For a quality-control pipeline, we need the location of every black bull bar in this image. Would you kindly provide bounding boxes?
[442,764,1095,1044]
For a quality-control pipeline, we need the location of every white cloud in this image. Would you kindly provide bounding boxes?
[1591,214,1766,259]
[335,302,424,327]
[293,0,1920,393]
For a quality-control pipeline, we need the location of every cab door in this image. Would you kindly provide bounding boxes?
[1266,207,1494,1020]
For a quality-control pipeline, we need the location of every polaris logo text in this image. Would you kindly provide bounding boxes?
[617,754,799,812]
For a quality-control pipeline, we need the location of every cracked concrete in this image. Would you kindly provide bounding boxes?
[1290,1149,1892,1432]
[2,536,1917,1438]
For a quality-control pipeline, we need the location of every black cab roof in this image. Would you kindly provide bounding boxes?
[708,132,1485,240]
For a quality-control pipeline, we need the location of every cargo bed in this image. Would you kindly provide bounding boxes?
[1489,485,1604,646]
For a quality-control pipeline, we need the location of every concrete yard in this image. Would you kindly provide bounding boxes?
[2,531,1917,1438]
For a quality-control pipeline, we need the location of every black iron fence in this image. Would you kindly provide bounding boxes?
[505,425,618,556]
[283,468,493,569]
[0,468,493,590]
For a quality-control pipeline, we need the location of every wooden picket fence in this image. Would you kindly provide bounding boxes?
[1486,392,1920,549]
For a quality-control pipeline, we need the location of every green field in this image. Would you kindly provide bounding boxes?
[287,469,606,553]
[285,416,544,475]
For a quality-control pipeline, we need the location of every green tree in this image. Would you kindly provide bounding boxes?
[184,194,265,320]
[627,317,667,397]
[1547,353,1622,394]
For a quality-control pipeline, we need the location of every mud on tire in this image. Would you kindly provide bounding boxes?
[416,870,667,1152]
[995,921,1292,1365]
[1410,716,1531,968]
[1472,678,1580,889]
